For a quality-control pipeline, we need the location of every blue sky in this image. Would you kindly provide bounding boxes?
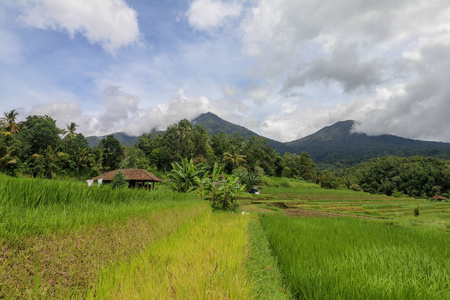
[1,0,450,142]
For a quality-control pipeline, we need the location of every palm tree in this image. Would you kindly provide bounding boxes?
[223,145,246,168]
[65,122,78,139]
[2,110,20,134]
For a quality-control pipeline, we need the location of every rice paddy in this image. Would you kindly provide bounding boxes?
[1,174,449,299]
[260,215,449,299]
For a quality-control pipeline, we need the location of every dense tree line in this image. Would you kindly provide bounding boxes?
[136,119,315,178]
[347,156,450,198]
[3,110,446,200]
[0,110,122,178]
[1,111,316,181]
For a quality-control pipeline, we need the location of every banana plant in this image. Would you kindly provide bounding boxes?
[168,158,202,193]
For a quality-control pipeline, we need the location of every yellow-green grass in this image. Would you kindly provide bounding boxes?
[261,215,450,299]
[0,174,208,298]
[89,210,253,299]
[1,203,208,299]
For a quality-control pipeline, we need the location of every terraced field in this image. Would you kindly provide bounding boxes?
[241,185,450,231]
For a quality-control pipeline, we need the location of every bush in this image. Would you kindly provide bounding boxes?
[111,171,128,189]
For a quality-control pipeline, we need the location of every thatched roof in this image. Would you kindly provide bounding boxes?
[92,169,162,182]
[430,195,446,200]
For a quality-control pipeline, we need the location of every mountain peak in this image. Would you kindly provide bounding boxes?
[300,120,358,142]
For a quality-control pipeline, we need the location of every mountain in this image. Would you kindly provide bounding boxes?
[192,112,292,154]
[285,120,450,166]
[87,132,139,148]
[86,114,450,168]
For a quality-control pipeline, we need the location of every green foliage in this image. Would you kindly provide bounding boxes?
[317,170,341,189]
[136,119,293,176]
[98,135,124,170]
[234,168,261,192]
[1,110,21,134]
[20,115,64,155]
[0,131,20,176]
[202,162,246,209]
[111,171,128,189]
[414,207,420,216]
[168,158,202,193]
[347,156,450,198]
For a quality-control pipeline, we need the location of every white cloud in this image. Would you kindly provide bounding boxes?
[99,86,140,132]
[17,0,140,54]
[249,88,269,104]
[186,0,242,31]
[123,89,211,136]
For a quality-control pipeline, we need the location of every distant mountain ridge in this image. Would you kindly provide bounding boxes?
[86,132,139,148]
[286,120,450,166]
[86,113,450,167]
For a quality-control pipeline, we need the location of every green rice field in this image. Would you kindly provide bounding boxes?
[1,174,449,299]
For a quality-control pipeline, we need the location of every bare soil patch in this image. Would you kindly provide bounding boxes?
[284,208,374,219]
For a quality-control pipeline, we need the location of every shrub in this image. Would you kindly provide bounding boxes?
[111,171,128,189]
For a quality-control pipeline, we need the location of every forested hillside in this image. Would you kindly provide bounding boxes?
[286,120,450,167]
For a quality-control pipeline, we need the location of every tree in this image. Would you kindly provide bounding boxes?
[223,145,246,170]
[64,122,78,139]
[168,158,202,193]
[31,145,65,179]
[298,152,316,181]
[98,135,124,170]
[1,110,21,134]
[19,115,64,155]
[0,132,20,176]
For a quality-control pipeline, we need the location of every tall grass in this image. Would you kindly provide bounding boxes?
[0,174,201,240]
[261,215,450,299]
[89,211,252,299]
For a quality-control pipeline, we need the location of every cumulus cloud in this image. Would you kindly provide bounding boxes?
[29,100,99,135]
[17,0,140,54]
[26,88,212,137]
[283,45,383,93]
[232,0,450,142]
[186,0,242,31]
[123,89,211,136]
[346,44,450,142]
[99,86,139,132]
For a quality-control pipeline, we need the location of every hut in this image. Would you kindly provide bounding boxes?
[430,195,447,201]
[92,169,162,190]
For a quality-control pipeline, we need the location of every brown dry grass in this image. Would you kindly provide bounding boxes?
[284,209,374,219]
[0,205,205,299]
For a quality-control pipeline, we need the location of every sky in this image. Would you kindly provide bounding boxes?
[1,0,450,143]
